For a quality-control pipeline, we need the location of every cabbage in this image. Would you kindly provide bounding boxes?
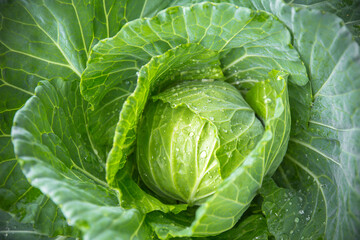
[0,0,359,239]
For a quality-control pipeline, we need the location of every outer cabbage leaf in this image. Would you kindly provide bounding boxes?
[0,0,175,236]
[11,78,151,240]
[0,209,72,240]
[260,179,325,239]
[0,0,94,236]
[285,0,360,43]
[219,0,360,238]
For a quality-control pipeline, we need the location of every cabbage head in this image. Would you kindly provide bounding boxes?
[137,81,264,205]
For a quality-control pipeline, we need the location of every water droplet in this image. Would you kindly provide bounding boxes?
[290,230,294,234]
[306,216,311,221]
[299,210,304,215]
[189,132,194,137]
[209,117,214,121]
[200,151,207,158]
[294,217,299,223]
[202,79,214,82]
[264,98,272,104]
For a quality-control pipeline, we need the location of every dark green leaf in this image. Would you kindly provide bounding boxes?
[260,179,324,239]
[229,0,360,238]
[11,78,151,239]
